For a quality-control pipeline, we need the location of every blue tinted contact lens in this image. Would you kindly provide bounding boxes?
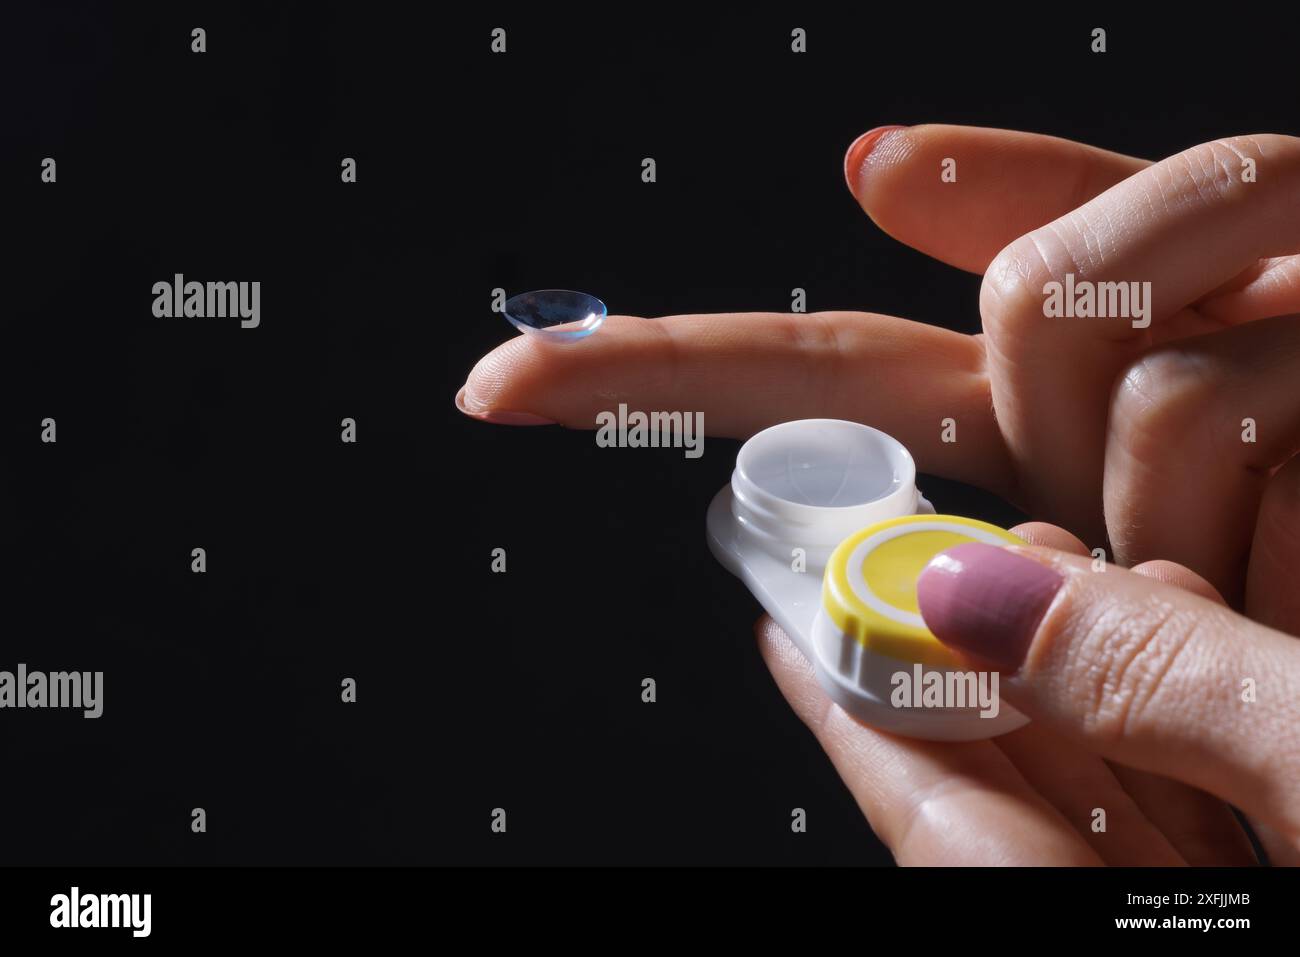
[503,289,607,341]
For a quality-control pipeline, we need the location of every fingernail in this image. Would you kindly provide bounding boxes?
[455,386,556,426]
[843,125,907,193]
[916,543,1063,672]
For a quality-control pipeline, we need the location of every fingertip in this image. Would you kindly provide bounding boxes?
[457,328,578,422]
[917,542,1065,672]
[843,125,909,197]
[753,614,809,674]
[1130,559,1227,605]
[1008,521,1092,556]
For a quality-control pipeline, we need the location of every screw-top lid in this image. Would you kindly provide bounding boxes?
[821,515,1024,668]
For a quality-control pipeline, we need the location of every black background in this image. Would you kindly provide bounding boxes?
[5,4,1298,866]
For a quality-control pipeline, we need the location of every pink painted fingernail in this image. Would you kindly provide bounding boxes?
[916,543,1063,672]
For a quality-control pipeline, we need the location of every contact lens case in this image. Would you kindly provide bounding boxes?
[706,418,1029,740]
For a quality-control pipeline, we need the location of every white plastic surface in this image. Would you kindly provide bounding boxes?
[707,419,1028,741]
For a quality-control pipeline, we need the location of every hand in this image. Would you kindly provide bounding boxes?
[756,520,1299,865]
[458,124,1300,627]
[457,126,1300,863]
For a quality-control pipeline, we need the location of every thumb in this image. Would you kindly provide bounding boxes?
[916,542,1300,841]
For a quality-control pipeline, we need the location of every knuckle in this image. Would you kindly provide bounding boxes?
[1166,134,1300,208]
[1175,141,1250,206]
[1031,583,1201,744]
[889,776,963,862]
[774,312,846,410]
[1109,348,1223,462]
[1215,132,1300,166]
[979,232,1066,344]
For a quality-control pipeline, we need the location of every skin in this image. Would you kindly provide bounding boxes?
[759,520,1300,866]
[458,125,1300,864]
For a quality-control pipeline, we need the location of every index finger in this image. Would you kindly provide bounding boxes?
[457,311,1014,492]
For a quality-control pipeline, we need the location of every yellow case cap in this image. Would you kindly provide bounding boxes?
[822,514,1024,667]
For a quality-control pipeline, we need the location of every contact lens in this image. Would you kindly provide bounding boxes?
[503,289,606,341]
